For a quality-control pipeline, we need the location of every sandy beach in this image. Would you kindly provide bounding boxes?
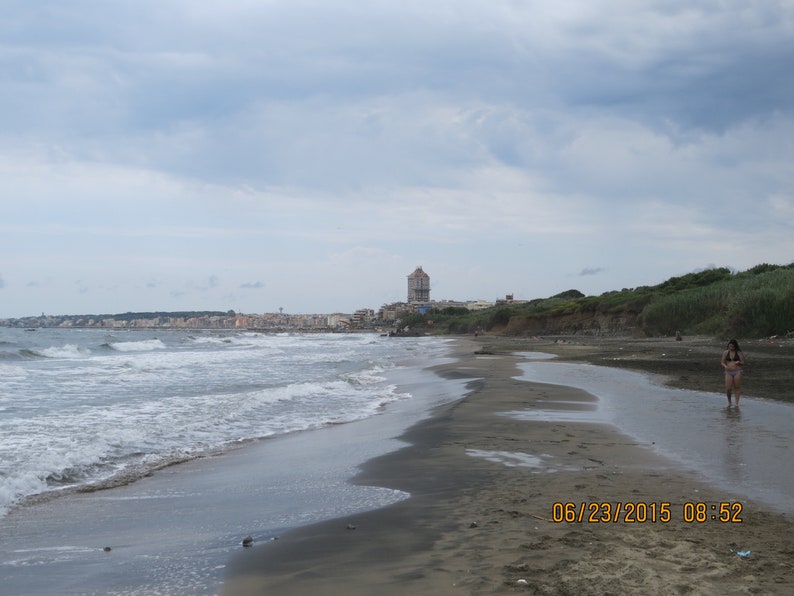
[224,336,794,595]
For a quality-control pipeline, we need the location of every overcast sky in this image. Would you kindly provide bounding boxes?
[2,1,793,318]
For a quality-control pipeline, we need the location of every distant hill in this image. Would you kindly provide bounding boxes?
[86,310,234,322]
[0,310,236,328]
[408,263,794,339]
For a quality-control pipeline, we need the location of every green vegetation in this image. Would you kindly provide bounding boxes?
[407,263,794,339]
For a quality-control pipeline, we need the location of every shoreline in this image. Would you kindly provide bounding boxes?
[223,337,794,595]
[471,334,794,404]
[0,338,465,595]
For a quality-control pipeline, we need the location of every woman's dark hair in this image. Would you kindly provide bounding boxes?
[727,339,742,351]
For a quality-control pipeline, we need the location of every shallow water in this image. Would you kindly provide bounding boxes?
[515,355,794,514]
[0,355,469,596]
[0,328,451,517]
[0,329,462,595]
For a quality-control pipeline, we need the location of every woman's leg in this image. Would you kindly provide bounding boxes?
[734,372,742,406]
[725,373,733,405]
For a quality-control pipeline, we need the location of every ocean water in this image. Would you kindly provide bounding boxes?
[0,327,452,518]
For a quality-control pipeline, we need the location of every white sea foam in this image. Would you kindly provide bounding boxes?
[0,364,27,380]
[35,344,91,359]
[466,449,576,473]
[108,338,167,352]
[0,329,448,517]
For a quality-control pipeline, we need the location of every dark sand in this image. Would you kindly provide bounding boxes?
[223,335,794,595]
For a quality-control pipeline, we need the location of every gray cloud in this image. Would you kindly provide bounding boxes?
[579,267,605,277]
[1,1,792,318]
[6,2,791,190]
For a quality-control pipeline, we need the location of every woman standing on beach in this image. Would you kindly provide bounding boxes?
[721,339,745,407]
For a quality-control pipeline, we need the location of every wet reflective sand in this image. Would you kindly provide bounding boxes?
[516,358,794,513]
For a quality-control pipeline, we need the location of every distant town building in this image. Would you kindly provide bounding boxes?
[466,300,494,311]
[407,266,430,304]
[378,303,406,322]
[495,294,526,306]
[351,308,375,327]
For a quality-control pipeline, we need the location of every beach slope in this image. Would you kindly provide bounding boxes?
[224,340,794,595]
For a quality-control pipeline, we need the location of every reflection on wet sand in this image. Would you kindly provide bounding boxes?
[723,406,745,483]
[516,359,794,513]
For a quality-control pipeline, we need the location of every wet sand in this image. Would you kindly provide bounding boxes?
[479,334,794,403]
[224,336,794,595]
[0,354,468,596]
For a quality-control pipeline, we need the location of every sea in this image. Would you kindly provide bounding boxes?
[2,330,792,594]
[0,327,454,520]
[0,327,469,595]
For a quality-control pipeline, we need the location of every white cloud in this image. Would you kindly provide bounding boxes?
[1,0,793,317]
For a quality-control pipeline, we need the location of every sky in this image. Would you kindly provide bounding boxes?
[2,0,793,318]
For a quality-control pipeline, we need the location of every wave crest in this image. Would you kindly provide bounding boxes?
[31,344,91,359]
[107,339,167,352]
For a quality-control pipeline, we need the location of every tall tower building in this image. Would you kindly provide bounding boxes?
[407,266,430,304]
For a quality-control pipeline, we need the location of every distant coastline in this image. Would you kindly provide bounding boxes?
[0,310,368,332]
